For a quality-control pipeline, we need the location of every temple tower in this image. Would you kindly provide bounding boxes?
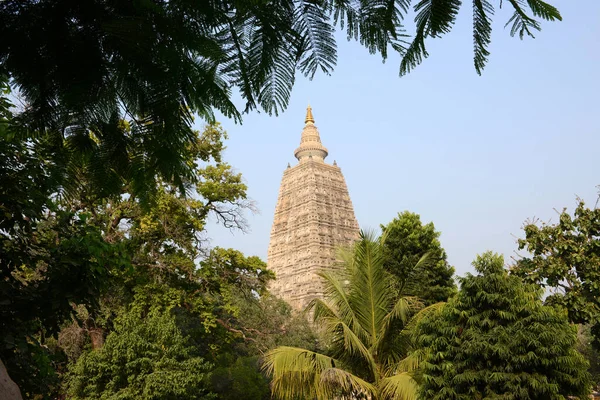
[267,106,360,310]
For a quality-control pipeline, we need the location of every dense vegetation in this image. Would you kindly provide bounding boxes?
[3,0,600,399]
[265,231,436,399]
[417,252,590,399]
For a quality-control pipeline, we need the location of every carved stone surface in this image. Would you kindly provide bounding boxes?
[267,107,359,310]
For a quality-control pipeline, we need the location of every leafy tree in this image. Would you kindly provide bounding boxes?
[264,231,435,400]
[231,294,320,357]
[416,252,591,400]
[1,98,254,397]
[65,308,214,400]
[0,79,130,398]
[0,0,562,199]
[513,196,600,349]
[381,211,456,305]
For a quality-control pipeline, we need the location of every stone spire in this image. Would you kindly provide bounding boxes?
[294,105,328,163]
[267,107,360,311]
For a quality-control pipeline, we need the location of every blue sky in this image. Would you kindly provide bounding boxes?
[198,0,600,278]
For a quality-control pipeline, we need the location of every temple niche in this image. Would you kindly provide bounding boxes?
[266,106,360,310]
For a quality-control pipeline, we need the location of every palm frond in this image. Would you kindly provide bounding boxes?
[310,297,339,321]
[315,271,370,342]
[397,347,428,373]
[379,296,412,343]
[379,372,418,400]
[320,367,377,398]
[265,232,443,398]
[263,346,340,400]
[330,319,378,377]
[348,230,390,346]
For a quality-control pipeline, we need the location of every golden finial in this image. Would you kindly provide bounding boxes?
[305,104,314,124]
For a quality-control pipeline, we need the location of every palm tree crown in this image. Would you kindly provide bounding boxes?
[264,231,435,400]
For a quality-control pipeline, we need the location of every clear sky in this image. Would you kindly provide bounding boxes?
[197,0,600,278]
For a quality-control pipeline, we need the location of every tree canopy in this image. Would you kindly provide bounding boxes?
[416,252,591,400]
[381,211,456,305]
[0,0,562,199]
[513,196,600,349]
[0,92,271,398]
[65,308,215,400]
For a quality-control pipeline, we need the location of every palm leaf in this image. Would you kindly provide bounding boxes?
[320,367,377,398]
[348,230,390,347]
[314,270,370,342]
[263,346,340,400]
[328,318,378,378]
[379,372,418,400]
[265,232,444,399]
[378,296,412,344]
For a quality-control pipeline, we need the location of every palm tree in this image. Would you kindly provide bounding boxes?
[263,231,437,400]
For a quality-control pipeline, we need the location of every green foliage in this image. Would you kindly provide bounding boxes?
[577,325,600,390]
[2,71,314,398]
[264,231,437,400]
[0,111,255,397]
[232,295,320,357]
[399,0,561,75]
[65,308,214,400]
[207,294,318,399]
[211,356,270,400]
[0,130,130,398]
[417,252,591,400]
[381,211,456,305]
[0,1,562,200]
[0,74,10,135]
[513,197,600,348]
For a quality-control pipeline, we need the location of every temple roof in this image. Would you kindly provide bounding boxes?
[294,105,328,162]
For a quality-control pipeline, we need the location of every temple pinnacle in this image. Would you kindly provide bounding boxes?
[305,104,315,124]
[294,105,328,162]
